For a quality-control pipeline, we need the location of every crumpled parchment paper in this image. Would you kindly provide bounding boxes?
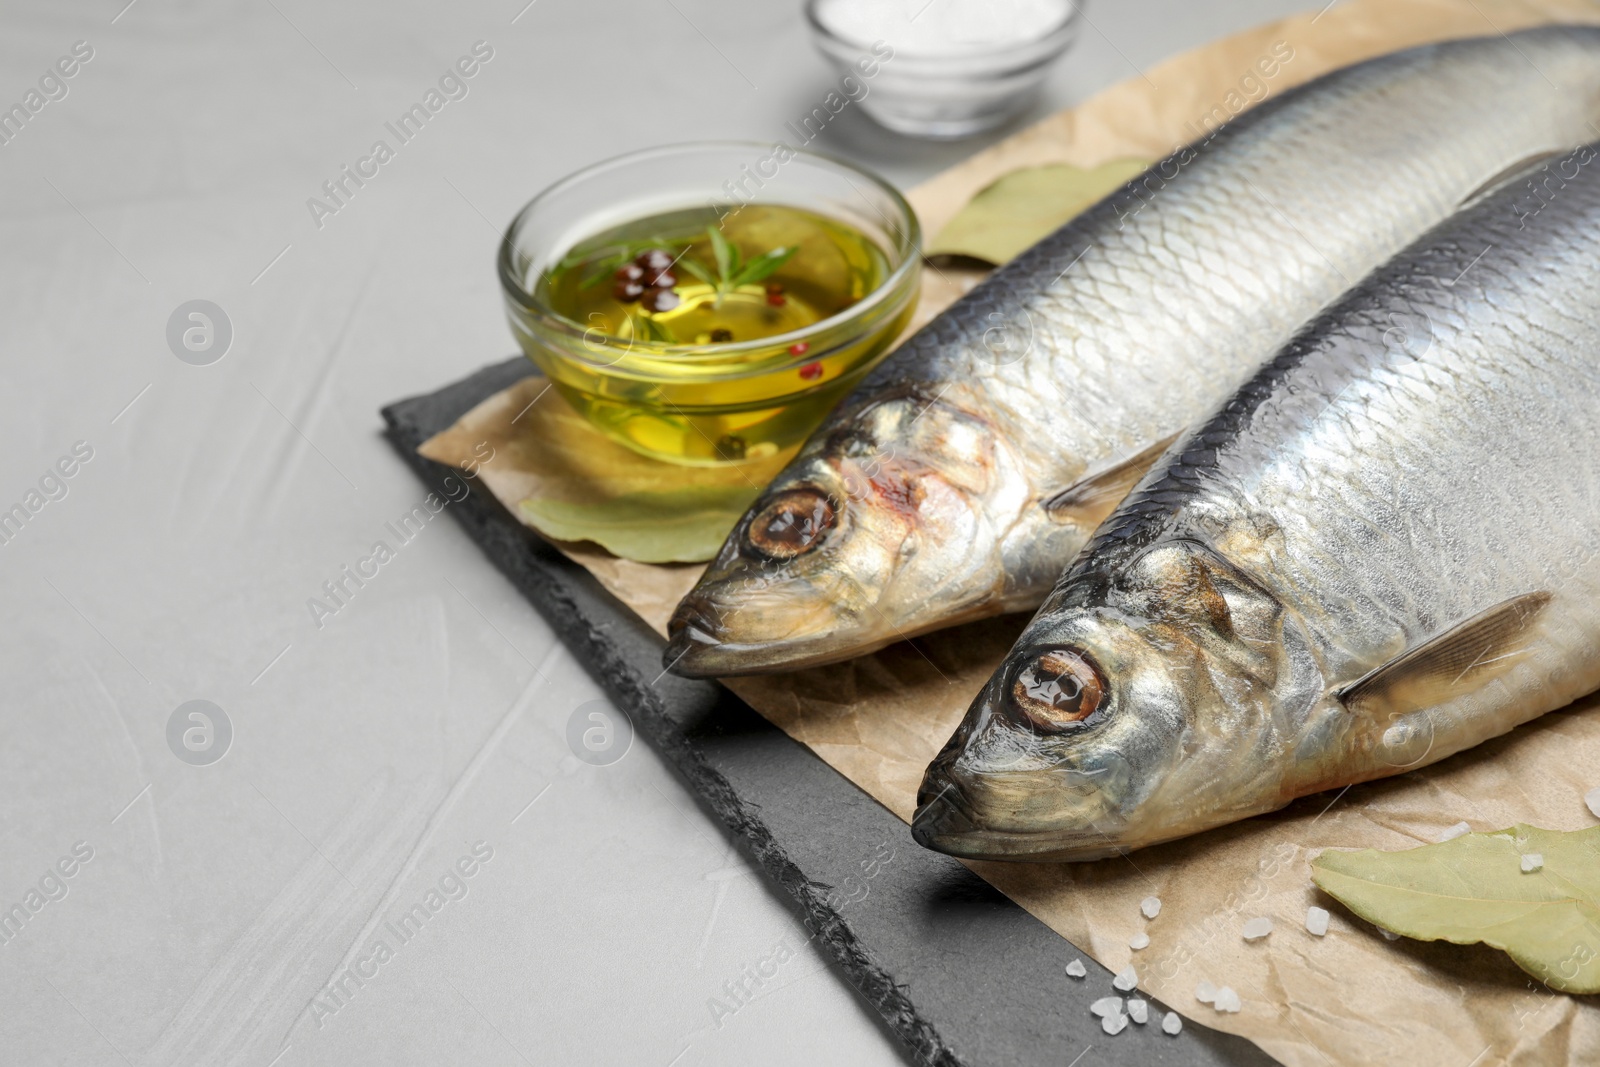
[422,1,1600,1061]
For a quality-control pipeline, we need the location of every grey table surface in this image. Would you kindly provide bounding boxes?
[0,1,1309,1065]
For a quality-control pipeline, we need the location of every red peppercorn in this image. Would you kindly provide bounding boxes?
[766,292,786,307]
[616,262,645,283]
[789,342,809,356]
[613,280,645,303]
[799,361,823,381]
[643,268,676,289]
[710,328,734,343]
[642,288,680,313]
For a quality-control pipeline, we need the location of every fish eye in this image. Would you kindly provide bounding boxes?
[745,488,837,560]
[1008,648,1106,732]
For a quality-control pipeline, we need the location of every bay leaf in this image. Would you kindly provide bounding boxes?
[1311,824,1600,993]
[418,373,794,565]
[519,486,758,565]
[926,160,1152,267]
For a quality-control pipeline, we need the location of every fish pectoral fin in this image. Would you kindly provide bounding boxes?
[1336,591,1553,718]
[1457,150,1565,209]
[1043,432,1181,526]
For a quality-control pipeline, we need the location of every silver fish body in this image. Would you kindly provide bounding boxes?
[667,26,1600,677]
[915,139,1600,861]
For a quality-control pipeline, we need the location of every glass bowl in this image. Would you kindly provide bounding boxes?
[806,0,1081,139]
[500,142,921,466]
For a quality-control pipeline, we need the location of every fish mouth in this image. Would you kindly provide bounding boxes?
[912,774,1126,863]
[910,782,985,854]
[662,599,726,678]
[662,595,894,678]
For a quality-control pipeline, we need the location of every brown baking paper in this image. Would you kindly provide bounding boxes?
[423,1,1600,1061]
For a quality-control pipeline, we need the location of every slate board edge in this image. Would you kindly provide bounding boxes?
[381,358,1278,1067]
[381,365,957,1067]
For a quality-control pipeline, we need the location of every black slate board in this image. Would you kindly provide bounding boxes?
[382,358,1279,1067]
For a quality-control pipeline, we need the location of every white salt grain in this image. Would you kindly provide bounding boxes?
[1586,787,1600,820]
[1129,932,1150,950]
[1141,895,1162,919]
[1214,986,1242,1013]
[1127,998,1149,1024]
[1437,821,1472,842]
[1102,1011,1129,1036]
[1065,958,1087,978]
[1242,916,1273,941]
[1521,853,1544,872]
[1090,996,1124,1018]
[1378,927,1401,941]
[1163,1011,1184,1036]
[1112,965,1138,992]
[1306,906,1331,937]
[1195,980,1217,1004]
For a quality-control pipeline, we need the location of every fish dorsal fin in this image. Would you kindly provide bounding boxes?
[1337,591,1552,718]
[1044,432,1181,524]
[1458,150,1565,209]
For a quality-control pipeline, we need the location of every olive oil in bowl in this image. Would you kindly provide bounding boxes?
[547,205,883,349]
[500,145,921,465]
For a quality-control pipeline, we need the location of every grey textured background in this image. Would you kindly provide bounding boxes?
[0,1,1308,1065]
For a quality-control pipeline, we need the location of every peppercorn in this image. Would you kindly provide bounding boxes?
[636,249,674,274]
[642,288,680,313]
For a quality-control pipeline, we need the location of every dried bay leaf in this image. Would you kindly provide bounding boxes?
[925,160,1151,267]
[418,373,794,564]
[1311,824,1600,993]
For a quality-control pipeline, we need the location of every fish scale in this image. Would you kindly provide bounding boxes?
[668,26,1600,678]
[914,145,1600,860]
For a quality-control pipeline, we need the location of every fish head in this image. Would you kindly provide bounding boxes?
[665,392,1030,676]
[914,537,1308,860]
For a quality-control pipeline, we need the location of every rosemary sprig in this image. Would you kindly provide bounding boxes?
[573,227,798,345]
[694,226,796,305]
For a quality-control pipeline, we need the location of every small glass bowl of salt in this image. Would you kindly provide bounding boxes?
[806,0,1080,139]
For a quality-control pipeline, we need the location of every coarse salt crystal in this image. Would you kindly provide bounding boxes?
[1378,927,1401,941]
[1586,787,1600,820]
[1065,958,1087,978]
[1214,986,1242,1013]
[1521,853,1544,872]
[1163,1011,1183,1035]
[1242,916,1273,941]
[1437,821,1471,842]
[1195,980,1217,1003]
[1306,906,1330,937]
[1102,1011,1129,1036]
[1090,996,1123,1018]
[1129,932,1150,950]
[1141,895,1162,919]
[1127,998,1148,1024]
[1112,965,1138,992]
